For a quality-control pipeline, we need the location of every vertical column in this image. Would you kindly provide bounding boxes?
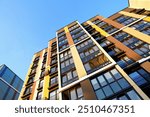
[64,26,74,46]
[64,26,87,78]
[42,40,53,100]
[56,34,62,100]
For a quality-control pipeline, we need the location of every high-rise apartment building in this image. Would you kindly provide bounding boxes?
[19,1,150,100]
[0,64,23,100]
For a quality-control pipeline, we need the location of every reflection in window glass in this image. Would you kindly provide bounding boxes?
[129,71,147,86]
[97,75,107,86]
[118,79,130,89]
[119,95,128,100]
[2,69,15,84]
[103,85,113,97]
[67,72,72,80]
[110,82,121,93]
[127,90,141,100]
[70,89,77,100]
[104,72,114,83]
[91,79,100,90]
[84,63,91,71]
[95,89,105,100]
[49,89,58,100]
[77,87,83,98]
[111,69,122,79]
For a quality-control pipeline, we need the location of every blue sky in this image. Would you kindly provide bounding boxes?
[0,0,128,80]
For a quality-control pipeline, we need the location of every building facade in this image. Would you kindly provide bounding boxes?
[19,6,150,100]
[0,64,23,100]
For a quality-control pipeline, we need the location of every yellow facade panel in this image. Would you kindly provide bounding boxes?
[70,46,87,78]
[119,11,145,18]
[123,27,150,44]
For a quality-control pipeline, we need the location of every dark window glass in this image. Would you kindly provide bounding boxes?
[49,89,58,100]
[110,82,121,93]
[4,88,15,100]
[127,90,141,100]
[118,79,130,89]
[50,76,58,86]
[90,68,131,100]
[37,92,42,100]
[103,85,113,97]
[95,89,105,100]
[0,80,9,99]
[2,68,15,84]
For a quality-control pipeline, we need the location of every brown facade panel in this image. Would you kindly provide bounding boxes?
[47,41,52,66]
[29,82,36,100]
[64,27,74,46]
[140,61,150,73]
[109,13,122,20]
[80,79,97,100]
[66,32,74,46]
[102,17,124,29]
[107,36,142,61]
[123,7,135,12]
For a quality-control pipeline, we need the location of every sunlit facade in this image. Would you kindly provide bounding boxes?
[19,3,150,100]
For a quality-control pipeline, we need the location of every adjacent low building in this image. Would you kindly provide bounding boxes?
[0,64,23,100]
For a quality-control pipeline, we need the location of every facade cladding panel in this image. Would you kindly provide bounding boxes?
[0,64,23,100]
[19,6,150,100]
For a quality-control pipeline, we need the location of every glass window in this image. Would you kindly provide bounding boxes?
[0,80,9,99]
[61,70,78,86]
[77,87,83,98]
[12,76,20,89]
[93,46,99,51]
[27,77,34,84]
[73,70,77,78]
[67,72,72,80]
[119,95,128,100]
[110,82,122,93]
[65,60,69,66]
[118,79,130,89]
[138,69,150,80]
[39,80,43,88]
[95,89,105,100]
[70,89,77,100]
[4,88,15,100]
[2,68,15,84]
[14,93,19,100]
[37,92,42,100]
[104,72,114,83]
[127,90,141,100]
[62,75,67,83]
[103,85,113,97]
[110,69,122,79]
[129,72,147,86]
[61,63,65,69]
[84,63,91,71]
[97,75,107,86]
[24,86,32,95]
[49,89,58,100]
[91,79,100,90]
[50,76,57,85]
[67,86,84,100]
